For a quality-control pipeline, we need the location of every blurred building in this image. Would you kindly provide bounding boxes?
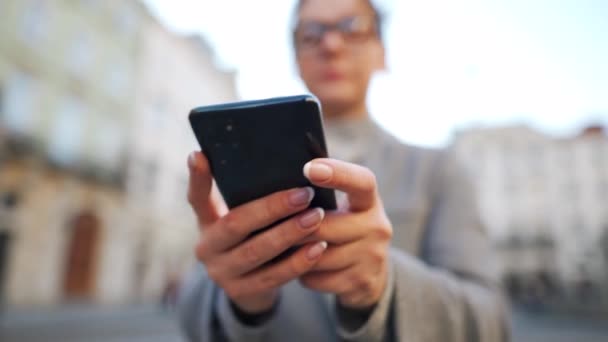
[125,11,237,301]
[0,0,142,307]
[0,0,237,308]
[453,124,608,308]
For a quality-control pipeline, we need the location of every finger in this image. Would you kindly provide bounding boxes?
[305,210,369,244]
[220,208,325,276]
[206,187,315,252]
[231,241,328,298]
[299,207,392,245]
[187,151,225,226]
[303,159,377,212]
[309,241,361,272]
[299,266,356,295]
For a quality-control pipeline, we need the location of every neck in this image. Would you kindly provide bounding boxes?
[322,101,369,121]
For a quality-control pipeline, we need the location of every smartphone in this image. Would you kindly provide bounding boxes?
[189,95,337,220]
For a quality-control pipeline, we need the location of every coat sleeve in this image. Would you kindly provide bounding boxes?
[176,264,274,342]
[389,150,510,341]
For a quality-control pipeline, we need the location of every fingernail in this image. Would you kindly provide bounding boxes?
[299,208,324,229]
[307,241,328,260]
[303,162,333,182]
[289,187,314,207]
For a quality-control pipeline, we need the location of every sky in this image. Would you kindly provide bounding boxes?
[144,0,607,147]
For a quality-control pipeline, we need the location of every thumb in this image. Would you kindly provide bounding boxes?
[187,151,227,227]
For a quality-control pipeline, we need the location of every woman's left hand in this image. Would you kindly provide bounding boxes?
[300,158,393,309]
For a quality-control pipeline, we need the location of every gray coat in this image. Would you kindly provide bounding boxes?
[177,117,510,341]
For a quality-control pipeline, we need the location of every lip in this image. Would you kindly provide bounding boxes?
[321,69,345,81]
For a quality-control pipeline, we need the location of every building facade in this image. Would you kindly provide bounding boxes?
[453,124,608,308]
[0,0,237,307]
[0,0,142,307]
[125,11,238,301]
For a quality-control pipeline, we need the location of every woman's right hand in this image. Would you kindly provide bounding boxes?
[187,151,328,314]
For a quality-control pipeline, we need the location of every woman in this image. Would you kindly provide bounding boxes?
[179,0,509,341]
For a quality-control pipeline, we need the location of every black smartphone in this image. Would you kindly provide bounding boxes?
[189,95,337,217]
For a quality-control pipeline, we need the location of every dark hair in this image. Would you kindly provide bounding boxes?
[292,0,385,44]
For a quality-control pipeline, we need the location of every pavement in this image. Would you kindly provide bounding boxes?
[510,306,608,342]
[1,303,607,341]
[0,304,184,342]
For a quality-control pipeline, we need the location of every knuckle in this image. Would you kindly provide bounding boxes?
[195,240,209,261]
[221,213,241,236]
[287,254,308,277]
[265,195,284,219]
[241,242,262,266]
[360,168,377,193]
[354,274,374,293]
[348,272,363,290]
[256,272,279,291]
[368,246,387,265]
[375,224,393,241]
[333,276,351,295]
[268,225,291,251]
[372,214,393,241]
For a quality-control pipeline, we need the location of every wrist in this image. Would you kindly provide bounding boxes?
[230,290,278,315]
[336,300,376,328]
[230,298,278,326]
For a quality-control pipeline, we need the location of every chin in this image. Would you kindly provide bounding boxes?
[311,84,358,112]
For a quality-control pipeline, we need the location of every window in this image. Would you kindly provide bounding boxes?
[93,119,124,171]
[67,32,94,75]
[113,4,138,36]
[21,0,51,45]
[80,0,100,10]
[144,160,159,195]
[555,147,575,185]
[527,142,545,175]
[48,96,86,166]
[1,71,37,135]
[104,61,130,99]
[148,97,168,129]
[592,143,606,170]
[126,156,159,199]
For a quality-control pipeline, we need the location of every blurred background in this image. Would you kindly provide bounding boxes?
[0,0,606,341]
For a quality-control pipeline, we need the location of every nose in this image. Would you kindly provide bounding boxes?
[319,30,346,53]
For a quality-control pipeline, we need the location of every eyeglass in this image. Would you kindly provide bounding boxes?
[294,16,378,50]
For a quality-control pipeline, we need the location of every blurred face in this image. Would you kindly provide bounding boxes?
[295,0,385,115]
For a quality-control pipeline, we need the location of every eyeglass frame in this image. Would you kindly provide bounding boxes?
[292,15,382,51]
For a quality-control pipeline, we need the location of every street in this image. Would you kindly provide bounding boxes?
[1,304,607,341]
[0,304,183,342]
[511,307,608,342]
